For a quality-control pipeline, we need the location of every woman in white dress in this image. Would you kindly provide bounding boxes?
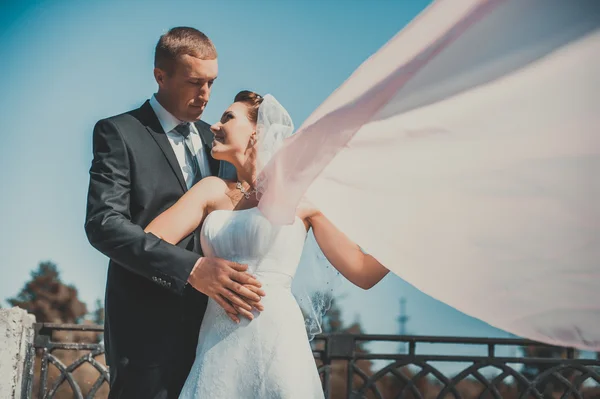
[144,91,389,398]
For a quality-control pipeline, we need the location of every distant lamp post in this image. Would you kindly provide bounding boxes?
[397,297,409,353]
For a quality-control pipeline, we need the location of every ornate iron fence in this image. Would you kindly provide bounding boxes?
[28,323,108,399]
[24,323,600,398]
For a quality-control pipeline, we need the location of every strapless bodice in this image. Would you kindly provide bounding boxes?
[200,207,307,285]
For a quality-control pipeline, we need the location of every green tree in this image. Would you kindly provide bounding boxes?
[7,261,87,323]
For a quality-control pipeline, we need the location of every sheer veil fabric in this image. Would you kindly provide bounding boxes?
[257,0,600,350]
[254,95,341,338]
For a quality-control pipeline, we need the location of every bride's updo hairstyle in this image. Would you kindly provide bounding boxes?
[234,90,264,124]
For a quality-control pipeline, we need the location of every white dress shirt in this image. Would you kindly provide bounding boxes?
[149,95,211,189]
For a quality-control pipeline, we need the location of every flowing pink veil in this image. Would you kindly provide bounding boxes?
[258,0,600,350]
[253,94,343,339]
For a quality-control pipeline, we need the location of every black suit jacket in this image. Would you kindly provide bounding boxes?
[84,100,220,388]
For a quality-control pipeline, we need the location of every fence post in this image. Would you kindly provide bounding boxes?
[0,307,36,399]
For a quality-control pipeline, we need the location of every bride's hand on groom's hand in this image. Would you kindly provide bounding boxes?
[187,257,266,323]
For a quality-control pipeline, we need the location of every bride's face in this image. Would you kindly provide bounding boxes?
[210,102,256,163]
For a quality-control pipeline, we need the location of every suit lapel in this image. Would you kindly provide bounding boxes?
[194,120,220,177]
[141,101,188,192]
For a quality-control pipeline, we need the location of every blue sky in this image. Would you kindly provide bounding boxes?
[0,0,518,363]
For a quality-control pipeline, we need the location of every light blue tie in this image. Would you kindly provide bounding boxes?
[174,123,202,186]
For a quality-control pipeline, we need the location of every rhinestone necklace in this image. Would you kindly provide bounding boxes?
[236,181,258,200]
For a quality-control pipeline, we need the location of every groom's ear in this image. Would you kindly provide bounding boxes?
[154,67,166,87]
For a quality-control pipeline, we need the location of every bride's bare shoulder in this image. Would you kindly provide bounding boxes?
[198,176,230,191]
[187,176,230,202]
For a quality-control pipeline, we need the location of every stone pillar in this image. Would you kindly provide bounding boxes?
[0,307,36,399]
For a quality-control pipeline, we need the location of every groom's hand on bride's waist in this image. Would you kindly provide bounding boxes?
[187,257,266,323]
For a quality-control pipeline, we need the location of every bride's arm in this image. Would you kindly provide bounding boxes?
[146,177,265,322]
[145,177,226,244]
[304,208,389,290]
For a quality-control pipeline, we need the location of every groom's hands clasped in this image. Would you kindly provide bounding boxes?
[188,256,265,323]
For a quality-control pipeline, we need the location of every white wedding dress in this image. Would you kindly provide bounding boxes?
[179,207,325,399]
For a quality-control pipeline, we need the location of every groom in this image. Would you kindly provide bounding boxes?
[85,27,263,398]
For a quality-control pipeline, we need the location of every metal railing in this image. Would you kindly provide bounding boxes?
[24,323,600,399]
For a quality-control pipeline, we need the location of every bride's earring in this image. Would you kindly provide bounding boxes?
[250,135,257,147]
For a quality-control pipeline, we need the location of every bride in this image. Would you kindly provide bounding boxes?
[144,90,389,398]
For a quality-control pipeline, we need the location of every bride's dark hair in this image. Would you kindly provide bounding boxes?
[234,90,263,124]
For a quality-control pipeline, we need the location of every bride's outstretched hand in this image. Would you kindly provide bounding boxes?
[188,256,266,323]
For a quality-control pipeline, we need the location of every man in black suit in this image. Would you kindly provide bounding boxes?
[85,27,264,399]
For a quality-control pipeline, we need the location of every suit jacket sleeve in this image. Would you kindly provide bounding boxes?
[84,118,199,294]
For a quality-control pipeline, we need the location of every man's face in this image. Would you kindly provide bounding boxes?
[154,54,218,122]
